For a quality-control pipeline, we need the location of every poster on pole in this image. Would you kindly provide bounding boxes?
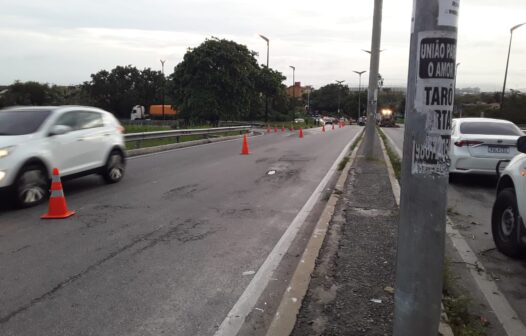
[438,0,460,28]
[412,31,457,176]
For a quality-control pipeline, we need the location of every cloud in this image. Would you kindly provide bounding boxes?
[0,0,524,90]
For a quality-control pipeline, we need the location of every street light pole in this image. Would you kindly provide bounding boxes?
[259,34,270,122]
[290,65,296,122]
[259,34,269,67]
[353,70,366,120]
[500,22,526,112]
[363,0,383,158]
[335,80,345,116]
[160,59,166,120]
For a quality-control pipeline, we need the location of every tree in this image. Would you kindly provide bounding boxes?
[256,67,287,121]
[0,81,55,107]
[83,65,165,118]
[309,84,343,114]
[170,37,284,123]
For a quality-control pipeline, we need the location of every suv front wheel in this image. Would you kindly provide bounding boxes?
[102,150,125,184]
[492,188,526,258]
[14,164,49,208]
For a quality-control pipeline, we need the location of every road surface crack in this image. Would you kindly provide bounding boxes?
[0,227,163,325]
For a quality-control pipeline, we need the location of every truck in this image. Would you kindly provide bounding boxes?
[378,108,396,127]
[130,105,177,120]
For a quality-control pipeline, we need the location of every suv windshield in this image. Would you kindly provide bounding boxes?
[0,109,52,135]
[460,122,522,136]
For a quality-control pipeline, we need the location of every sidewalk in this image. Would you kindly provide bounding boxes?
[292,135,398,335]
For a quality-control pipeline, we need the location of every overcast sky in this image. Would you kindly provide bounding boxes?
[0,0,525,91]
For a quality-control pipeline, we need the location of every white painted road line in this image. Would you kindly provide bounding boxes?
[213,131,361,336]
[382,130,526,335]
[446,221,526,335]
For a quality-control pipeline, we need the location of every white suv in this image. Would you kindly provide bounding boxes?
[0,106,126,208]
[492,136,526,258]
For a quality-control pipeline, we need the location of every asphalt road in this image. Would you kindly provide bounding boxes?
[382,125,526,328]
[0,126,361,336]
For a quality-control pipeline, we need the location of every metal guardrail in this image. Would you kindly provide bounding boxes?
[124,126,252,142]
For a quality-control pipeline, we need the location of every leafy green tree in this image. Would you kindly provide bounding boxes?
[0,81,55,107]
[310,83,351,116]
[84,65,165,118]
[169,37,285,123]
[256,67,287,121]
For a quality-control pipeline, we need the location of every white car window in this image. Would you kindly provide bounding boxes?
[460,122,521,136]
[54,111,81,130]
[78,111,103,129]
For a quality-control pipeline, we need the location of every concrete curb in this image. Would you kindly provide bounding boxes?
[127,131,257,157]
[377,129,454,336]
[264,130,364,336]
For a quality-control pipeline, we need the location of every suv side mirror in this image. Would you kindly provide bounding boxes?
[517,136,526,154]
[49,125,73,136]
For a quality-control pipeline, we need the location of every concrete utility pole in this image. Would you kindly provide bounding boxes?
[259,34,270,122]
[500,22,526,113]
[394,1,460,335]
[353,70,366,120]
[160,59,166,120]
[363,0,383,158]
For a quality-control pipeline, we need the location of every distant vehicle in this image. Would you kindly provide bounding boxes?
[323,117,334,125]
[358,116,366,126]
[450,118,523,176]
[378,108,396,127]
[131,105,177,120]
[294,118,305,123]
[0,106,126,208]
[131,105,147,120]
[492,136,526,258]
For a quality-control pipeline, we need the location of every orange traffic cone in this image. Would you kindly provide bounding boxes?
[267,126,271,134]
[322,125,326,132]
[274,127,278,133]
[241,134,250,155]
[282,127,286,132]
[41,168,75,219]
[299,128,304,138]
[289,127,293,132]
[332,123,335,130]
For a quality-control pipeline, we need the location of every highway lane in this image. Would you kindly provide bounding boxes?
[0,126,360,336]
[382,126,526,327]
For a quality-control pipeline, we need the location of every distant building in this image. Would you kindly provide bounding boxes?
[287,82,304,98]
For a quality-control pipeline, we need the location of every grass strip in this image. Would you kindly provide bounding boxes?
[443,259,488,336]
[126,131,245,150]
[377,128,402,181]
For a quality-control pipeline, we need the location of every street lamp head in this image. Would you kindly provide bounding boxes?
[160,59,166,65]
[259,34,269,43]
[511,22,526,33]
[353,70,367,75]
[335,80,345,85]
[289,65,295,70]
[362,49,385,54]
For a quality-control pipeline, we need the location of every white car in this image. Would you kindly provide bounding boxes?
[0,106,126,208]
[492,136,526,258]
[450,118,523,176]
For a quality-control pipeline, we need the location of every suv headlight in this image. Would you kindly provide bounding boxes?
[0,146,14,159]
